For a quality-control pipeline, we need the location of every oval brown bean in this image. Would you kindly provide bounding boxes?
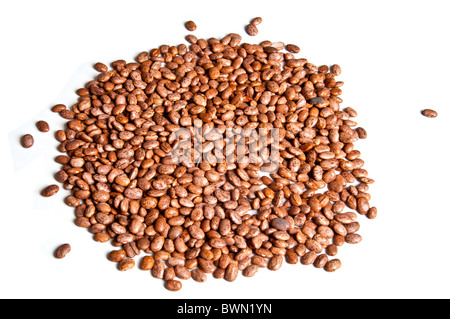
[42,185,59,197]
[21,134,34,148]
[54,243,71,259]
[422,109,438,118]
[165,280,182,291]
[245,24,258,36]
[36,121,50,132]
[324,259,342,272]
[185,20,197,31]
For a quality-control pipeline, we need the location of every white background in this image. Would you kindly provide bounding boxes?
[1,0,449,299]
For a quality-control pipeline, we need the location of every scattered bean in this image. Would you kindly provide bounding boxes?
[36,120,50,132]
[185,20,197,31]
[286,44,300,53]
[250,17,263,25]
[41,185,59,197]
[21,134,34,148]
[422,109,438,118]
[55,244,71,259]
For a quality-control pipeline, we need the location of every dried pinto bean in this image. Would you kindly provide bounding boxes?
[421,109,438,118]
[185,20,197,31]
[36,120,50,132]
[165,280,182,291]
[45,17,376,291]
[245,24,258,36]
[21,134,34,148]
[54,244,71,259]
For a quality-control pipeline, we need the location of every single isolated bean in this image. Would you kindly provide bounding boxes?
[140,256,155,270]
[421,109,438,118]
[286,44,300,53]
[268,255,283,271]
[324,259,342,272]
[242,264,259,277]
[55,244,71,259]
[118,259,135,271]
[108,250,126,262]
[191,268,207,283]
[21,134,34,148]
[93,62,108,72]
[51,104,66,112]
[165,280,182,291]
[331,64,342,76]
[185,20,197,31]
[36,121,50,132]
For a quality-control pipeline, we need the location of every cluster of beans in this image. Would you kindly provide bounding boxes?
[32,19,380,291]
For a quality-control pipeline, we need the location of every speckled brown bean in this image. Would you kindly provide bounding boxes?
[251,255,268,268]
[165,280,182,291]
[55,155,70,165]
[151,260,165,279]
[59,109,75,119]
[140,256,155,270]
[55,130,67,142]
[94,62,108,72]
[41,185,60,197]
[164,267,176,281]
[325,244,338,256]
[174,265,191,280]
[356,197,370,215]
[185,34,197,44]
[118,259,135,271]
[108,250,127,262]
[65,195,80,207]
[334,212,358,224]
[21,134,34,148]
[213,268,226,280]
[55,244,71,259]
[356,127,367,139]
[245,24,258,36]
[422,109,438,118]
[286,44,300,53]
[36,121,50,132]
[92,190,110,203]
[93,232,110,243]
[185,20,197,31]
[334,235,346,247]
[324,259,342,272]
[285,250,299,264]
